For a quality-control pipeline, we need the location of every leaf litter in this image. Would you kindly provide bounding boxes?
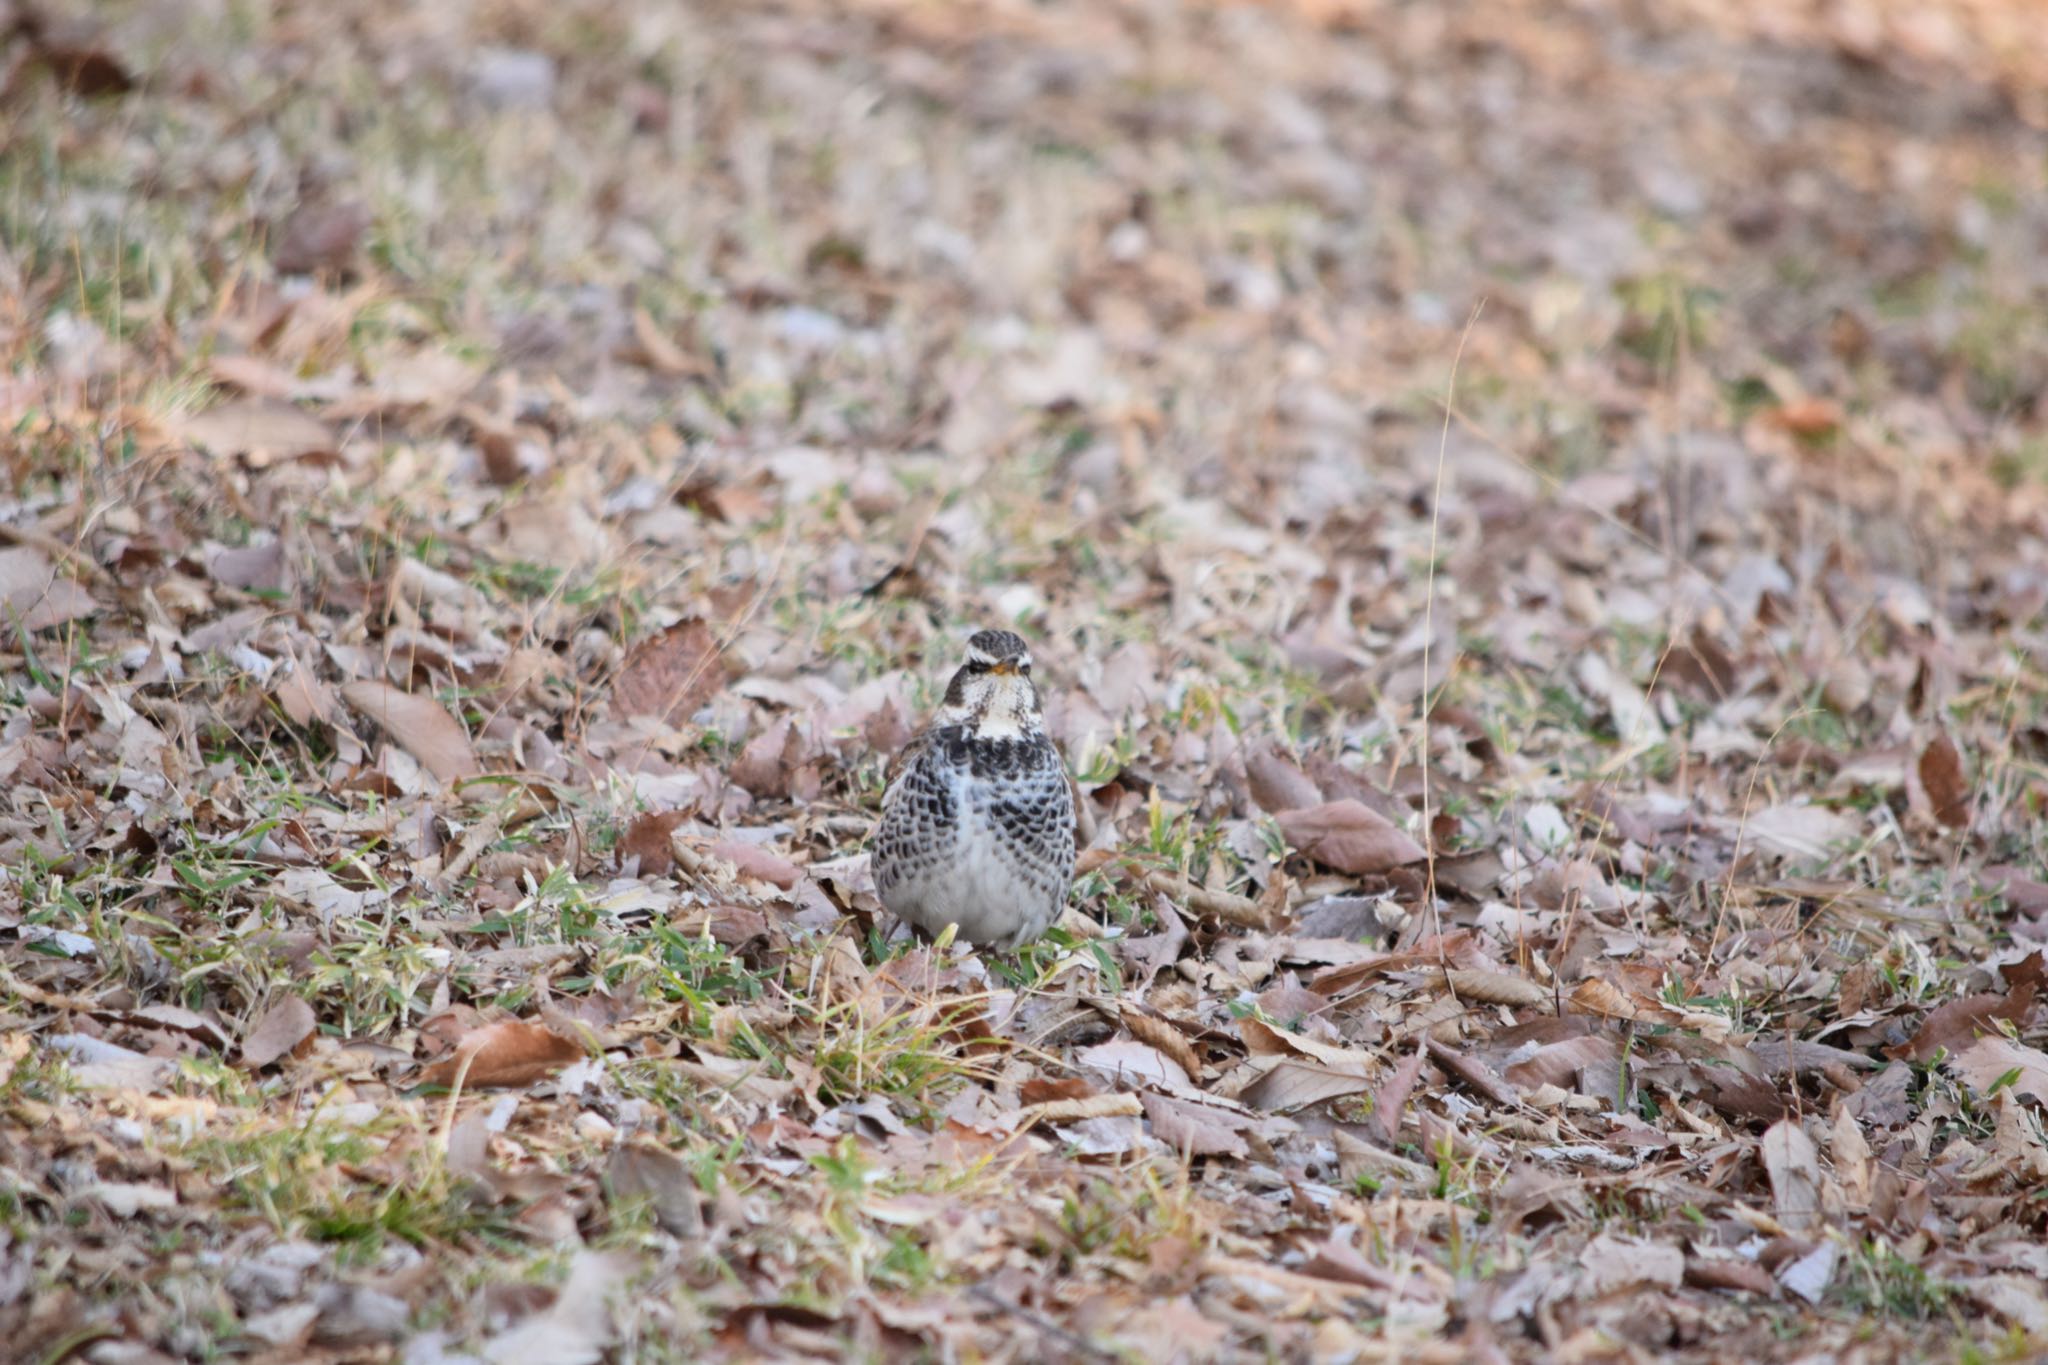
[3,0,2048,1360]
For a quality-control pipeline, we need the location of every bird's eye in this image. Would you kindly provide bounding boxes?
[1019,661,1031,675]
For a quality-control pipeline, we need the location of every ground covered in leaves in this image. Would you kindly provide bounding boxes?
[5,0,2048,1360]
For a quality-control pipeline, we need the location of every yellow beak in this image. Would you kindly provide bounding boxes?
[989,659,1018,677]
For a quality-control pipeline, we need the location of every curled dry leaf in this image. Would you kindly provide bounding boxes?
[1442,968,1550,1008]
[1371,1043,1427,1144]
[340,680,482,783]
[1274,800,1426,875]
[1916,732,1971,829]
[1567,978,1638,1020]
[1121,1004,1204,1082]
[413,1018,585,1090]
[273,199,372,275]
[611,618,724,726]
[240,996,317,1069]
[1023,1092,1144,1122]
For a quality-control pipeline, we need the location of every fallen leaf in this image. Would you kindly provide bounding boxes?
[1139,1092,1252,1157]
[1580,1233,1683,1295]
[611,618,724,726]
[710,839,800,889]
[618,810,686,876]
[1917,732,1971,829]
[180,399,337,465]
[1245,743,1322,815]
[1777,1240,1837,1304]
[1949,1037,2048,1105]
[241,996,317,1069]
[606,1143,703,1238]
[1238,1060,1374,1112]
[1887,973,2038,1063]
[1443,968,1549,1008]
[413,1019,585,1090]
[480,1249,636,1365]
[340,680,482,782]
[275,647,339,727]
[274,199,371,275]
[1504,1033,1618,1091]
[1275,800,1426,874]
[1121,1005,1204,1082]
[1075,1038,1190,1090]
[0,545,99,630]
[1761,1118,1822,1233]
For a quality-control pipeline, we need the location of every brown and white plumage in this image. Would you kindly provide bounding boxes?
[870,629,1076,949]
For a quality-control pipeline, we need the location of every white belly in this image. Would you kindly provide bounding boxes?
[884,822,1062,948]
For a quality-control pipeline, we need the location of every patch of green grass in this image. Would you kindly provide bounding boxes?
[1833,1239,1959,1324]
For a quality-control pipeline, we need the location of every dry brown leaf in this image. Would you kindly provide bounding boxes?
[618,809,686,876]
[1567,978,1639,1020]
[1121,1005,1204,1082]
[1023,1092,1143,1122]
[1760,1118,1822,1233]
[1443,968,1549,1008]
[0,545,100,631]
[180,399,337,465]
[1949,1037,2048,1105]
[606,1142,703,1238]
[413,1018,585,1090]
[1075,1038,1190,1090]
[1238,1017,1379,1072]
[1140,1092,1252,1158]
[275,647,339,727]
[1371,1043,1426,1144]
[1245,743,1322,815]
[709,839,800,889]
[611,618,725,726]
[1275,800,1426,874]
[240,996,316,1069]
[1887,971,2039,1062]
[730,714,819,799]
[1917,732,1971,829]
[205,539,290,593]
[1503,1033,1618,1091]
[340,680,482,782]
[1019,1076,1097,1106]
[1424,1038,1519,1108]
[1581,1233,1684,1295]
[274,199,371,275]
[1238,1060,1374,1113]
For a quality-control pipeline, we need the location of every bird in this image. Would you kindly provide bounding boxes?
[870,628,1077,949]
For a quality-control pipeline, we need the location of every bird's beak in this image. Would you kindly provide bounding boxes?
[989,659,1018,677]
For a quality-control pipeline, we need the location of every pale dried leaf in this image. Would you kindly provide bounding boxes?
[340,680,481,782]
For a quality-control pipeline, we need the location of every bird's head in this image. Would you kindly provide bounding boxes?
[936,628,1042,738]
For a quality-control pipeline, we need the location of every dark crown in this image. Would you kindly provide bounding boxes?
[965,629,1030,662]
